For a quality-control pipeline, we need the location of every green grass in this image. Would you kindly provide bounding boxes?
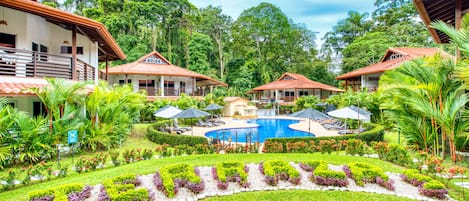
[384,131,405,145]
[202,190,415,201]
[0,153,405,201]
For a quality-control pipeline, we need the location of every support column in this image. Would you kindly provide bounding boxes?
[71,26,77,80]
[193,77,196,96]
[105,56,109,82]
[160,76,165,97]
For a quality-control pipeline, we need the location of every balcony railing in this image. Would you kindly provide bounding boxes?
[0,47,96,81]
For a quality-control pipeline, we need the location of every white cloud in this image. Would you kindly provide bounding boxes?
[189,0,375,47]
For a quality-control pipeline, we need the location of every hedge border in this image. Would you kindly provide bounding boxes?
[147,122,208,146]
[265,123,384,152]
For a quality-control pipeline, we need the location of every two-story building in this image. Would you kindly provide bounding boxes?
[105,51,227,99]
[0,0,125,115]
[336,47,445,91]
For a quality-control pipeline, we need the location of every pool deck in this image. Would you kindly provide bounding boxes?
[181,116,340,138]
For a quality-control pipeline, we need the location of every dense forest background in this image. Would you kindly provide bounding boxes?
[42,0,433,93]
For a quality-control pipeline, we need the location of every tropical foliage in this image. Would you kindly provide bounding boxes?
[0,79,145,168]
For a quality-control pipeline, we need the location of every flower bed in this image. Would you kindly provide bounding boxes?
[101,173,148,200]
[344,162,394,191]
[259,160,301,186]
[400,169,448,199]
[300,160,348,187]
[153,163,205,198]
[27,183,91,201]
[212,162,250,189]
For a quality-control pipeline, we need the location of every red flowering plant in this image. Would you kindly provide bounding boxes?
[448,166,466,177]
[425,155,444,174]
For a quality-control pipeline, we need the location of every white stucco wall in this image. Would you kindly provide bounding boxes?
[0,6,99,67]
[6,96,41,115]
[360,73,382,90]
[107,74,195,96]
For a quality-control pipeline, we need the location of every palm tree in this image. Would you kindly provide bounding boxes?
[30,78,86,146]
[380,55,469,162]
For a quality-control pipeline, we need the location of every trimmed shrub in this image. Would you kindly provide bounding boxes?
[401,169,432,186]
[28,183,84,201]
[147,125,208,146]
[263,123,384,153]
[103,174,148,200]
[345,139,368,156]
[419,180,448,199]
[212,162,249,189]
[157,164,204,198]
[302,160,348,187]
[346,162,393,190]
[259,160,301,186]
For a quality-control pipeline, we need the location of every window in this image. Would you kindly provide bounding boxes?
[299,91,308,96]
[118,79,132,85]
[33,43,48,61]
[368,77,379,81]
[139,80,155,87]
[389,53,403,61]
[281,75,293,80]
[285,91,294,96]
[33,101,46,117]
[164,81,174,88]
[0,33,16,51]
[60,46,84,54]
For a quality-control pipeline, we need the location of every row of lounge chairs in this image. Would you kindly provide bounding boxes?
[337,127,366,135]
[318,119,347,130]
[196,118,226,127]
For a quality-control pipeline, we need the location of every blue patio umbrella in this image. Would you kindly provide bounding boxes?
[172,108,211,135]
[289,108,330,133]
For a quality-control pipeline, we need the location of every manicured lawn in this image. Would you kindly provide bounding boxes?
[384,131,405,145]
[0,153,405,201]
[202,190,415,201]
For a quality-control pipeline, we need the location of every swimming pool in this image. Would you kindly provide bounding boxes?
[205,118,314,143]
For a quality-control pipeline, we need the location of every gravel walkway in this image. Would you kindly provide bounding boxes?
[87,162,455,201]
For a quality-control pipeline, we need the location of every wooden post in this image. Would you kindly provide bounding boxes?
[33,51,37,77]
[84,63,88,80]
[105,56,109,81]
[71,26,77,80]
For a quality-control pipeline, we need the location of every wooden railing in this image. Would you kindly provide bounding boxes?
[0,46,96,81]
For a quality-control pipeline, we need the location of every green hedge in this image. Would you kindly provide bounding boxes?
[265,123,384,152]
[147,123,208,146]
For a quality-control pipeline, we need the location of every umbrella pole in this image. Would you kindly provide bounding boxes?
[308,118,311,134]
[191,119,193,136]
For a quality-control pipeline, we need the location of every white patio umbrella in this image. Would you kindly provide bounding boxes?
[154,105,182,118]
[327,106,371,133]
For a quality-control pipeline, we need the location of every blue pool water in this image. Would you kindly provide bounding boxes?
[205,119,314,143]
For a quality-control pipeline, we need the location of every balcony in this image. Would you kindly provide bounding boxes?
[0,46,96,81]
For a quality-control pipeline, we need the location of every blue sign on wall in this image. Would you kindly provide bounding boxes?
[68,130,78,144]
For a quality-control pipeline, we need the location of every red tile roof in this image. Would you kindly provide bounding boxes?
[248,72,343,93]
[0,76,93,96]
[0,0,125,61]
[105,51,227,87]
[336,47,444,80]
[0,76,47,96]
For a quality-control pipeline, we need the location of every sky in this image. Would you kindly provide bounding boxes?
[189,0,376,47]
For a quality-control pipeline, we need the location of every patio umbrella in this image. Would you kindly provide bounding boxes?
[204,103,224,118]
[327,106,371,133]
[289,108,330,134]
[205,103,224,111]
[171,108,211,135]
[154,105,182,118]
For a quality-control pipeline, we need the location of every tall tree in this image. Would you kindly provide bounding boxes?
[196,6,233,79]
[322,11,373,55]
[188,32,216,77]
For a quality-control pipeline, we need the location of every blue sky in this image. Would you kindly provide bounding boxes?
[189,0,376,47]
